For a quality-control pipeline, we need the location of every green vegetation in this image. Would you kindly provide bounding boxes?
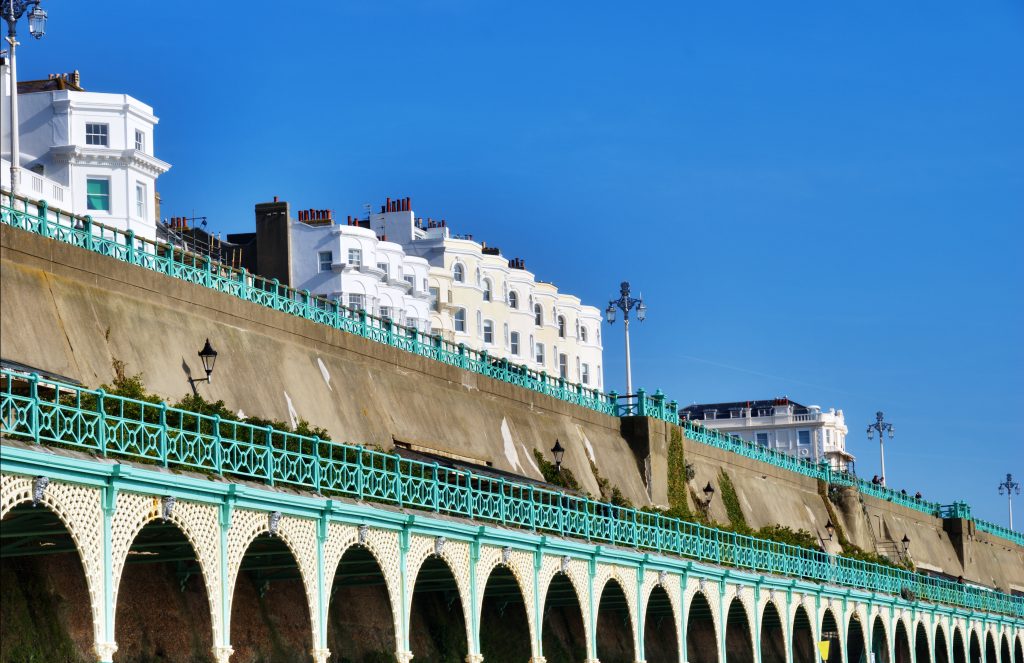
[533,449,582,492]
[717,469,748,531]
[665,427,695,520]
[816,480,912,570]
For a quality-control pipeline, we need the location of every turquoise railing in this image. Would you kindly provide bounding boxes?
[0,369,1021,617]
[2,195,1020,549]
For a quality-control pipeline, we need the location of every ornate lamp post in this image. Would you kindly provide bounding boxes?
[3,0,47,198]
[605,281,646,396]
[866,411,894,486]
[998,473,1020,530]
[551,439,565,474]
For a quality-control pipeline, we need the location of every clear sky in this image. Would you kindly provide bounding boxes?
[21,1,1023,524]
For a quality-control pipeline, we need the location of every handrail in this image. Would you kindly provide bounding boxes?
[1,195,1020,549]
[0,369,1020,617]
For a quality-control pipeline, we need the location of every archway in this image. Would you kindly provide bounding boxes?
[408,556,468,661]
[1013,636,1022,663]
[761,602,786,663]
[114,519,213,661]
[987,634,998,663]
[1000,635,1012,663]
[725,597,754,663]
[894,621,912,663]
[821,608,842,663]
[915,623,931,663]
[643,585,678,663]
[542,573,587,663]
[686,592,718,663]
[480,565,531,663]
[793,606,815,663]
[872,616,891,663]
[970,631,982,663]
[953,628,967,663]
[0,502,95,661]
[229,531,312,661]
[847,616,867,663]
[596,578,634,663]
[326,545,397,662]
[935,625,950,663]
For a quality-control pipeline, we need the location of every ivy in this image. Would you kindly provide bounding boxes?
[532,449,582,492]
[666,427,694,520]
[717,469,749,533]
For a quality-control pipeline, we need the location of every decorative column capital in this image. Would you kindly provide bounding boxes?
[95,642,118,662]
[311,647,331,663]
[213,645,234,663]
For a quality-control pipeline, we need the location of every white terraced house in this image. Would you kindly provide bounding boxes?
[370,197,605,389]
[681,397,855,471]
[0,67,171,241]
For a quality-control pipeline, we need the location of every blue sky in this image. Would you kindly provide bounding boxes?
[23,1,1023,523]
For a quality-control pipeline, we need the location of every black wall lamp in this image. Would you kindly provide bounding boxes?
[551,439,565,474]
[188,339,218,391]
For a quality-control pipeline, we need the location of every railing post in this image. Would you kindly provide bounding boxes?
[359,310,368,338]
[239,268,248,300]
[83,215,94,251]
[212,414,223,476]
[609,390,619,415]
[92,388,107,455]
[499,478,507,525]
[28,373,40,443]
[637,388,647,417]
[395,454,404,508]
[466,469,475,518]
[433,463,440,512]
[126,230,136,264]
[159,402,169,467]
[584,497,591,541]
[312,436,322,493]
[272,278,281,309]
[528,485,536,531]
[36,200,49,236]
[265,425,275,486]
[356,448,365,501]
[303,289,311,320]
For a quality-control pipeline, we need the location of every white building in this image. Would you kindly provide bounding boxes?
[285,208,434,332]
[0,68,170,240]
[681,398,854,471]
[370,198,605,388]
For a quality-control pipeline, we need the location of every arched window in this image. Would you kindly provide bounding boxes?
[483,320,494,344]
[483,278,492,302]
[475,268,481,286]
[476,310,483,337]
[557,315,566,338]
[503,323,509,346]
[580,326,588,342]
[508,291,519,310]
[453,263,464,283]
[454,308,466,332]
[534,304,543,327]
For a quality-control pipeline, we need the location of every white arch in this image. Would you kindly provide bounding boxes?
[474,546,536,657]
[538,555,592,659]
[109,491,222,649]
[640,570,683,663]
[404,534,473,658]
[322,523,402,658]
[224,509,320,656]
[1,474,109,657]
[593,568,639,662]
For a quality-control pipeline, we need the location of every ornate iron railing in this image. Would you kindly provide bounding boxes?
[0,370,1020,617]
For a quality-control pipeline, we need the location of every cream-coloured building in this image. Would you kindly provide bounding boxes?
[371,198,604,388]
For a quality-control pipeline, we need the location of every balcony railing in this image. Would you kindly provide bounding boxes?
[0,369,1020,618]
[2,195,1021,550]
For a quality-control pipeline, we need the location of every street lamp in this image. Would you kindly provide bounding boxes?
[901,534,910,555]
[702,481,715,506]
[605,281,646,396]
[3,0,47,199]
[866,411,894,486]
[551,439,565,474]
[188,339,218,391]
[824,519,835,541]
[998,473,1021,530]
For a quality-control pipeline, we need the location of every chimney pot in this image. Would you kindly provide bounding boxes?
[273,195,279,203]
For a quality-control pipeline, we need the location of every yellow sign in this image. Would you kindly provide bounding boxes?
[818,641,831,661]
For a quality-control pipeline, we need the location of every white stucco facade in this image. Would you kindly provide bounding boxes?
[289,218,434,332]
[370,203,605,388]
[1,67,170,240]
[683,399,854,471]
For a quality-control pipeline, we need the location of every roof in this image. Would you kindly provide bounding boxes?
[680,397,810,419]
[18,71,84,93]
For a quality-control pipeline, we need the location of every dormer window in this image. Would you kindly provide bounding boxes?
[86,123,109,146]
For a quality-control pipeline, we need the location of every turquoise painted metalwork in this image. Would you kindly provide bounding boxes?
[1,369,1021,616]
[1,197,1020,549]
